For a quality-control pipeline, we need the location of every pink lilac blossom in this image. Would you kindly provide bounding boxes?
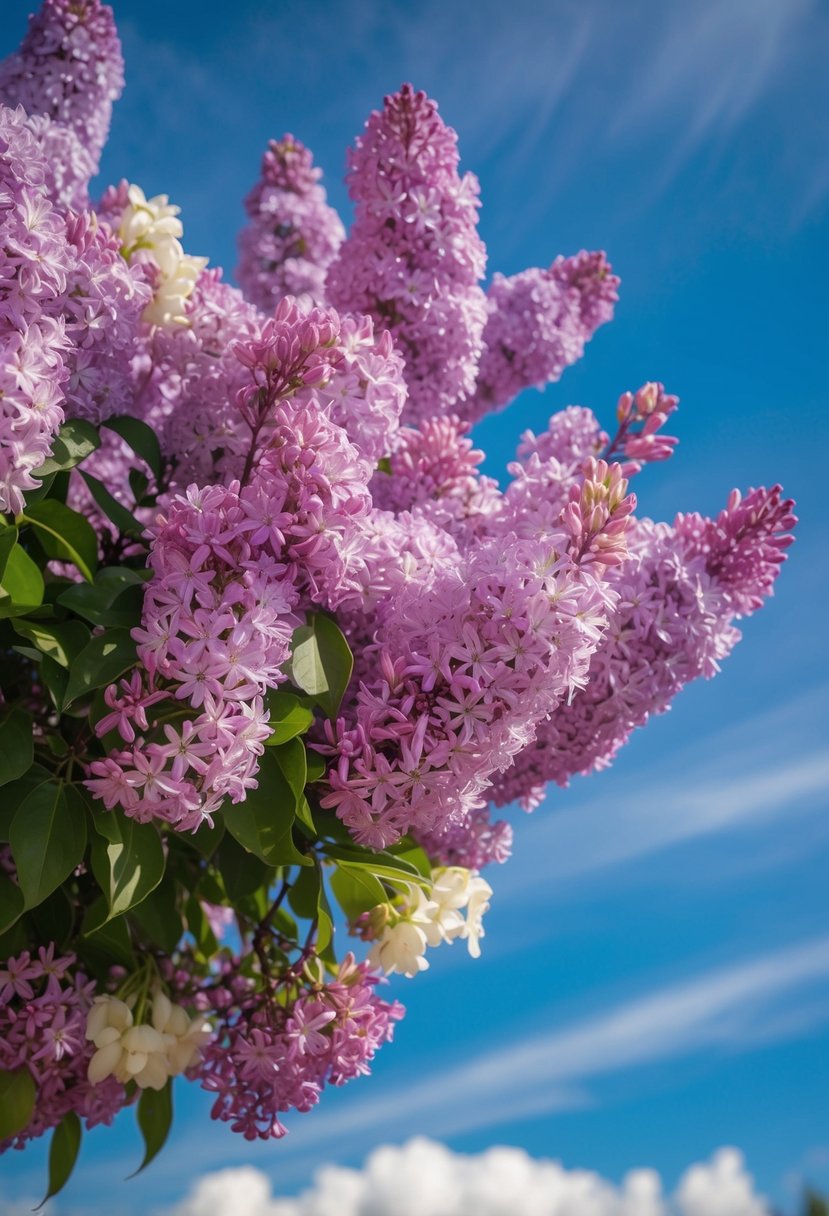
[86,480,300,829]
[465,252,619,422]
[317,470,629,849]
[198,954,403,1141]
[62,211,150,422]
[0,947,125,1151]
[0,105,72,515]
[0,0,123,210]
[236,134,345,310]
[490,486,796,806]
[326,84,488,423]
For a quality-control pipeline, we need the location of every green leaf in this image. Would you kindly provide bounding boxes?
[62,627,137,709]
[80,471,145,538]
[215,834,271,902]
[79,901,136,975]
[264,689,315,745]
[58,568,145,628]
[322,843,427,886]
[29,883,74,949]
[89,807,164,920]
[131,1080,172,1176]
[288,863,334,955]
[288,613,353,718]
[23,500,98,582]
[131,879,183,953]
[222,750,311,867]
[12,619,90,669]
[0,872,24,935]
[330,863,387,921]
[39,654,69,710]
[32,419,100,478]
[0,763,52,840]
[0,708,33,786]
[184,893,219,962]
[176,817,225,860]
[273,737,307,807]
[103,416,162,483]
[0,1067,36,1141]
[38,1111,81,1207]
[0,523,18,582]
[305,750,326,782]
[9,781,87,909]
[0,543,44,615]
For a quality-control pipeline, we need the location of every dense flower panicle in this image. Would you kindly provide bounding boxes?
[516,404,608,468]
[370,414,502,541]
[199,955,403,1141]
[146,269,262,481]
[62,211,150,422]
[414,803,514,870]
[0,0,123,206]
[0,948,125,1151]
[0,105,73,514]
[465,252,619,422]
[675,485,796,616]
[490,488,796,805]
[318,524,618,850]
[86,481,301,829]
[237,134,345,309]
[18,112,95,211]
[326,84,488,422]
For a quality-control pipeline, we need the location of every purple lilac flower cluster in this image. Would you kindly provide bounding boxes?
[0,0,123,210]
[0,947,125,1151]
[237,135,345,310]
[466,252,619,421]
[199,954,403,1140]
[327,84,489,422]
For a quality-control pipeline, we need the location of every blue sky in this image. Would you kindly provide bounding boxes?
[1,0,827,1211]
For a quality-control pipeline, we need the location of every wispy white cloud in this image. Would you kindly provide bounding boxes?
[162,1139,769,1216]
[160,933,829,1184]
[497,684,829,897]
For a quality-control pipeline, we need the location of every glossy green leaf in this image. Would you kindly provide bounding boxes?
[103,415,162,483]
[215,834,271,902]
[38,1111,81,1207]
[79,901,136,975]
[184,894,219,962]
[9,781,87,909]
[80,471,145,537]
[223,750,311,867]
[131,879,183,953]
[23,500,98,582]
[89,807,164,920]
[273,737,307,806]
[323,843,427,886]
[0,1067,36,1141]
[58,567,145,627]
[264,689,315,745]
[0,708,33,786]
[62,627,137,709]
[0,543,44,615]
[330,863,387,921]
[32,419,100,478]
[288,612,353,718]
[29,883,75,950]
[0,523,18,582]
[0,763,52,840]
[0,873,24,935]
[12,619,90,669]
[131,1080,172,1176]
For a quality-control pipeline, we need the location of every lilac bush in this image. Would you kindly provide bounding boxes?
[0,0,795,1196]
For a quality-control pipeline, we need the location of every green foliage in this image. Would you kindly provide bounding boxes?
[9,781,87,910]
[131,1082,173,1176]
[39,1112,82,1207]
[89,808,165,923]
[0,708,33,786]
[288,613,353,718]
[0,1067,37,1141]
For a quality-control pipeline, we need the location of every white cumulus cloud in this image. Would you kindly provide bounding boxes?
[163,1137,769,1216]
